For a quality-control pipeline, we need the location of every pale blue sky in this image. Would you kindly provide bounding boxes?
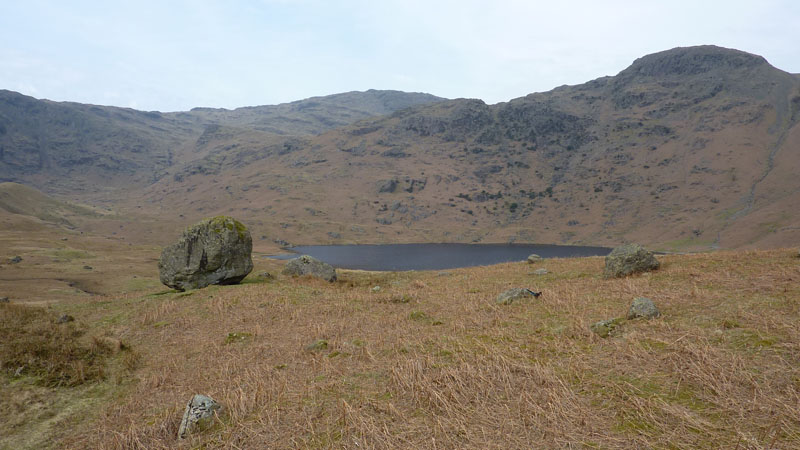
[1,0,798,111]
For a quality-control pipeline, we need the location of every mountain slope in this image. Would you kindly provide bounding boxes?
[0,90,445,194]
[137,46,800,250]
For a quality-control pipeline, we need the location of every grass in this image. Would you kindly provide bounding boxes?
[3,248,800,448]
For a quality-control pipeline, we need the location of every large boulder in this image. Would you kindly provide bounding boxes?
[282,255,337,282]
[603,243,659,278]
[158,216,253,291]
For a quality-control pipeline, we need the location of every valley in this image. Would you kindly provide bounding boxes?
[2,45,800,449]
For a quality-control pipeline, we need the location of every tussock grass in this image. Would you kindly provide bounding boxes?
[32,249,800,448]
[0,304,111,387]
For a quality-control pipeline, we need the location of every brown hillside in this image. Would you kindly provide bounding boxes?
[134,46,800,250]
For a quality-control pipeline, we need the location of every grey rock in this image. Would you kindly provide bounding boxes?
[371,286,381,292]
[282,255,337,282]
[526,254,542,263]
[0,297,9,303]
[57,314,74,323]
[327,231,341,239]
[531,268,548,275]
[9,256,22,264]
[158,216,253,291]
[603,243,659,278]
[591,318,625,338]
[627,297,661,319]
[437,271,453,277]
[378,179,397,193]
[376,217,392,225]
[83,265,93,270]
[178,394,221,439]
[496,288,540,305]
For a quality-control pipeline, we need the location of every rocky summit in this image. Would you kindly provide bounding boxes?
[158,216,253,290]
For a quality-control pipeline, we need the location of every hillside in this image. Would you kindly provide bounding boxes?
[133,46,800,250]
[1,46,799,250]
[0,90,444,194]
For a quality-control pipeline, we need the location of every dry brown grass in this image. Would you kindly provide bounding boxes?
[18,248,791,449]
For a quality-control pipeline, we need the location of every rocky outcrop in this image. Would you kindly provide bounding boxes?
[603,243,659,278]
[178,394,221,439]
[282,255,337,282]
[158,216,253,291]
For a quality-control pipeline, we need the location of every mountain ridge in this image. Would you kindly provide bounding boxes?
[2,45,799,250]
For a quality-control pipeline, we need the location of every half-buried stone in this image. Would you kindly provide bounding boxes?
[158,216,253,291]
[282,255,337,282]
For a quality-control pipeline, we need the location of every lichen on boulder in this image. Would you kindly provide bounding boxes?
[282,255,337,282]
[496,288,539,305]
[158,216,253,291]
[603,243,659,278]
[627,297,661,319]
[178,394,221,439]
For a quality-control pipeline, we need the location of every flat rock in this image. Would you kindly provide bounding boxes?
[158,216,253,291]
[591,318,625,338]
[526,254,542,263]
[603,243,659,278]
[178,394,221,439]
[0,297,9,303]
[627,297,660,319]
[496,288,539,305]
[282,255,337,282]
[530,268,548,275]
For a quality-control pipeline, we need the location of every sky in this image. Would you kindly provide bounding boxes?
[1,0,798,112]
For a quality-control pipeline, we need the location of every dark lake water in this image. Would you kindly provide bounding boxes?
[268,243,611,271]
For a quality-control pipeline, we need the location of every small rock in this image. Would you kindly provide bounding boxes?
[178,394,221,439]
[282,255,337,282]
[57,314,75,324]
[603,243,659,278]
[530,268,548,275]
[61,237,68,241]
[258,272,274,280]
[496,288,541,305]
[224,332,252,344]
[627,297,660,320]
[371,286,381,292]
[591,318,625,338]
[305,339,329,351]
[437,271,453,277]
[526,254,542,264]
[0,297,9,303]
[83,265,93,270]
[9,256,22,264]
